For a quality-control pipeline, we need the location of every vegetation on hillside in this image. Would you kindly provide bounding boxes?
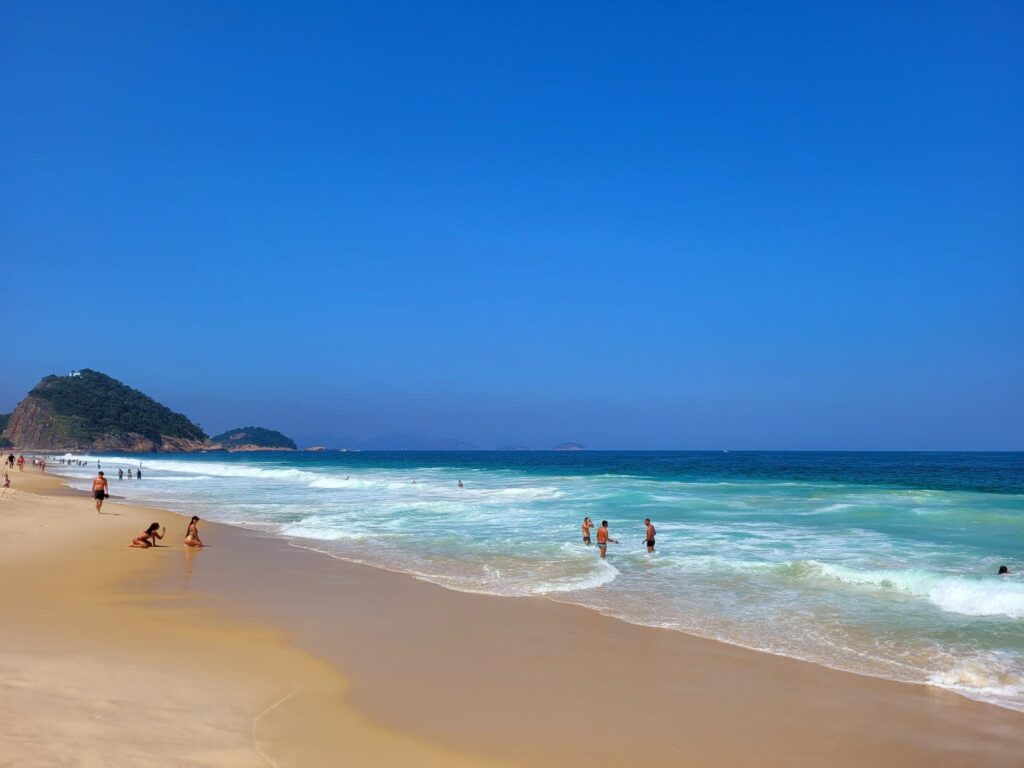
[212,426,297,449]
[0,413,9,434]
[29,370,207,444]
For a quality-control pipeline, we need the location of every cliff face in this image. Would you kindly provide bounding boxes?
[1,371,210,452]
[3,395,209,452]
[3,396,63,449]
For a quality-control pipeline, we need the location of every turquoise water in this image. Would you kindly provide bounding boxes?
[51,451,1023,710]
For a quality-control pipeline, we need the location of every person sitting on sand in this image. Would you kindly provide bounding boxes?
[184,516,204,548]
[998,565,1011,576]
[131,522,165,548]
[2,471,9,488]
[92,471,109,513]
[581,517,593,545]
[596,520,617,558]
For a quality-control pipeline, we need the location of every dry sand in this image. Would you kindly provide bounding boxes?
[2,468,1022,766]
[0,471,505,768]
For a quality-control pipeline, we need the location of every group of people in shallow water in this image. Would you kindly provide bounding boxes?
[80,467,1017,575]
[54,457,90,467]
[130,516,205,548]
[580,516,656,558]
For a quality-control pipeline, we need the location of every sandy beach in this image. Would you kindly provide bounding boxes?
[2,469,1022,767]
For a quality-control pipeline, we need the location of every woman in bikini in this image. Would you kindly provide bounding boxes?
[184,516,204,548]
[131,522,165,548]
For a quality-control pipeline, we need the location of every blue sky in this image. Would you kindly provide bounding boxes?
[2,1,1021,449]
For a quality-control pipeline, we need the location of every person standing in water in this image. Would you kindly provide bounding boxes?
[644,518,656,553]
[596,520,617,558]
[136,468,142,480]
[581,517,594,545]
[184,516,204,548]
[118,468,124,480]
[92,471,109,513]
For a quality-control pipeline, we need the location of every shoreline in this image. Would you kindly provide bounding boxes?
[0,471,508,767]
[41,456,1021,716]
[5,467,1022,765]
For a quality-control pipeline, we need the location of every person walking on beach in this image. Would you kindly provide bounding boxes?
[581,517,594,544]
[596,520,617,558]
[17,455,24,471]
[6,453,13,469]
[92,471,109,513]
[644,518,656,553]
[184,516,204,547]
[131,522,165,548]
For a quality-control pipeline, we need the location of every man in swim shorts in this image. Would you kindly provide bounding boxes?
[92,471,109,514]
[596,520,617,558]
[644,518,656,553]
[581,517,594,544]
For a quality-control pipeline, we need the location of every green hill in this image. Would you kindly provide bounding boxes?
[2,370,208,451]
[212,426,297,450]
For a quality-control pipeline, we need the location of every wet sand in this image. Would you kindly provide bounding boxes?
[3,469,1023,766]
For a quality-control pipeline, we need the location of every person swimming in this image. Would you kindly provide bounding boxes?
[131,522,165,548]
[458,480,464,488]
[184,515,204,548]
[998,565,1011,575]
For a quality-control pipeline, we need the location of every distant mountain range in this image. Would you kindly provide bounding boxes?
[294,434,586,451]
[294,432,481,451]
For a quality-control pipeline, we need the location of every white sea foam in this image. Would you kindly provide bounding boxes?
[526,560,620,594]
[814,563,1024,618]
[44,452,1024,713]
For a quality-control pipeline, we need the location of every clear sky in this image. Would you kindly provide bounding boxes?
[2,1,1022,449]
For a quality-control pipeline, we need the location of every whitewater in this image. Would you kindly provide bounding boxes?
[46,450,1023,712]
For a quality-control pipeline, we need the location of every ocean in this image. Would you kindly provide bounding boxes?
[48,450,1023,711]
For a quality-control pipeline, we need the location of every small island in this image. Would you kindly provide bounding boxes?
[211,427,297,451]
[552,442,585,451]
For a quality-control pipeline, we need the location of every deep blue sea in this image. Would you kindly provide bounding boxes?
[51,450,1023,711]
